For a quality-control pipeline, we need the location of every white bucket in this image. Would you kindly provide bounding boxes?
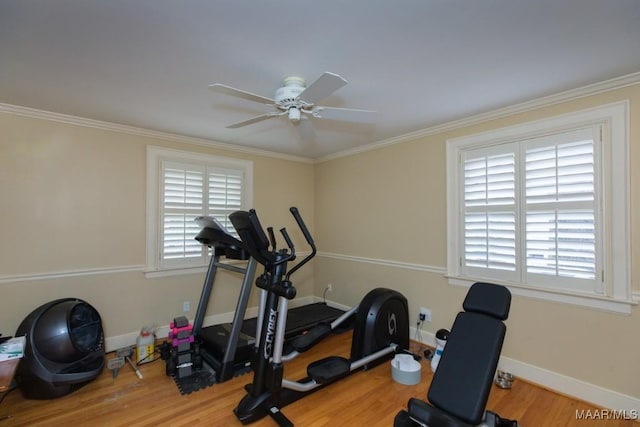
[391,354,421,385]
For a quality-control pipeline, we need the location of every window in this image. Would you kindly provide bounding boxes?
[146,146,253,275]
[446,102,631,313]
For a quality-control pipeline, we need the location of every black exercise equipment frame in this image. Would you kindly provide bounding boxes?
[229,207,410,426]
[190,216,259,382]
[394,282,519,427]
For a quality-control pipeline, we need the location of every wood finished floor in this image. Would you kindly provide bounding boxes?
[0,332,635,427]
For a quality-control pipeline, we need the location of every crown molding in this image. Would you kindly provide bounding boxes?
[2,71,638,165]
[316,71,640,163]
[0,103,314,164]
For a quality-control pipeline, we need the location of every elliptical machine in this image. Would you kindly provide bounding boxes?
[229,207,410,426]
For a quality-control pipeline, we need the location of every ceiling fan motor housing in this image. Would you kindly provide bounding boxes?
[275,76,309,114]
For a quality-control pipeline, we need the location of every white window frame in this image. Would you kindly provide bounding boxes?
[446,101,632,314]
[146,146,253,277]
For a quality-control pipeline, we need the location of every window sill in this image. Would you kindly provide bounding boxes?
[447,275,636,315]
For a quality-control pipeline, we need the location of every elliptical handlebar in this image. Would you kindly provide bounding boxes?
[286,207,316,279]
[280,227,295,255]
[229,209,293,268]
[266,227,277,251]
[290,207,315,249]
[229,207,315,280]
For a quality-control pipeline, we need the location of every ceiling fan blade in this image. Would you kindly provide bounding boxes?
[311,106,377,123]
[227,112,285,128]
[297,72,347,105]
[209,83,274,105]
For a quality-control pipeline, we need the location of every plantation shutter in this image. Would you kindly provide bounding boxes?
[161,162,205,265]
[462,145,517,280]
[208,169,243,237]
[524,127,599,292]
[460,126,600,293]
[159,162,245,268]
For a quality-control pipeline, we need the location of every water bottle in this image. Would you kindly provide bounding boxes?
[430,328,449,372]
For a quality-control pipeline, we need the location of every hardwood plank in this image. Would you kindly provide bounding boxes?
[0,360,20,393]
[0,334,635,426]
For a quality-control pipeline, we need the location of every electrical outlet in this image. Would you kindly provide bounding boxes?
[420,307,432,322]
[183,301,190,312]
[327,283,333,292]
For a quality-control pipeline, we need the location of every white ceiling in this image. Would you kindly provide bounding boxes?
[1,1,639,160]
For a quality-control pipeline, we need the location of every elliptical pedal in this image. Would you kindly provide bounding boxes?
[290,323,332,353]
[306,356,351,384]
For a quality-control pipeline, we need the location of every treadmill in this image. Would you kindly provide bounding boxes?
[191,216,345,383]
[192,216,259,382]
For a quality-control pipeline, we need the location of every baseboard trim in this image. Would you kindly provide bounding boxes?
[406,325,639,414]
[106,297,639,414]
[497,357,640,415]
[104,296,317,352]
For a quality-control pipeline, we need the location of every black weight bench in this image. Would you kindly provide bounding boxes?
[394,282,519,427]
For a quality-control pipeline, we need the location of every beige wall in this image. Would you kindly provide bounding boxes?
[0,112,315,341]
[314,84,640,399]
[1,82,637,404]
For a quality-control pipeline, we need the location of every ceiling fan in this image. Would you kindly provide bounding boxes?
[208,72,376,130]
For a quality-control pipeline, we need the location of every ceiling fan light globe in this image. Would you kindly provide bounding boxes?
[288,108,301,122]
